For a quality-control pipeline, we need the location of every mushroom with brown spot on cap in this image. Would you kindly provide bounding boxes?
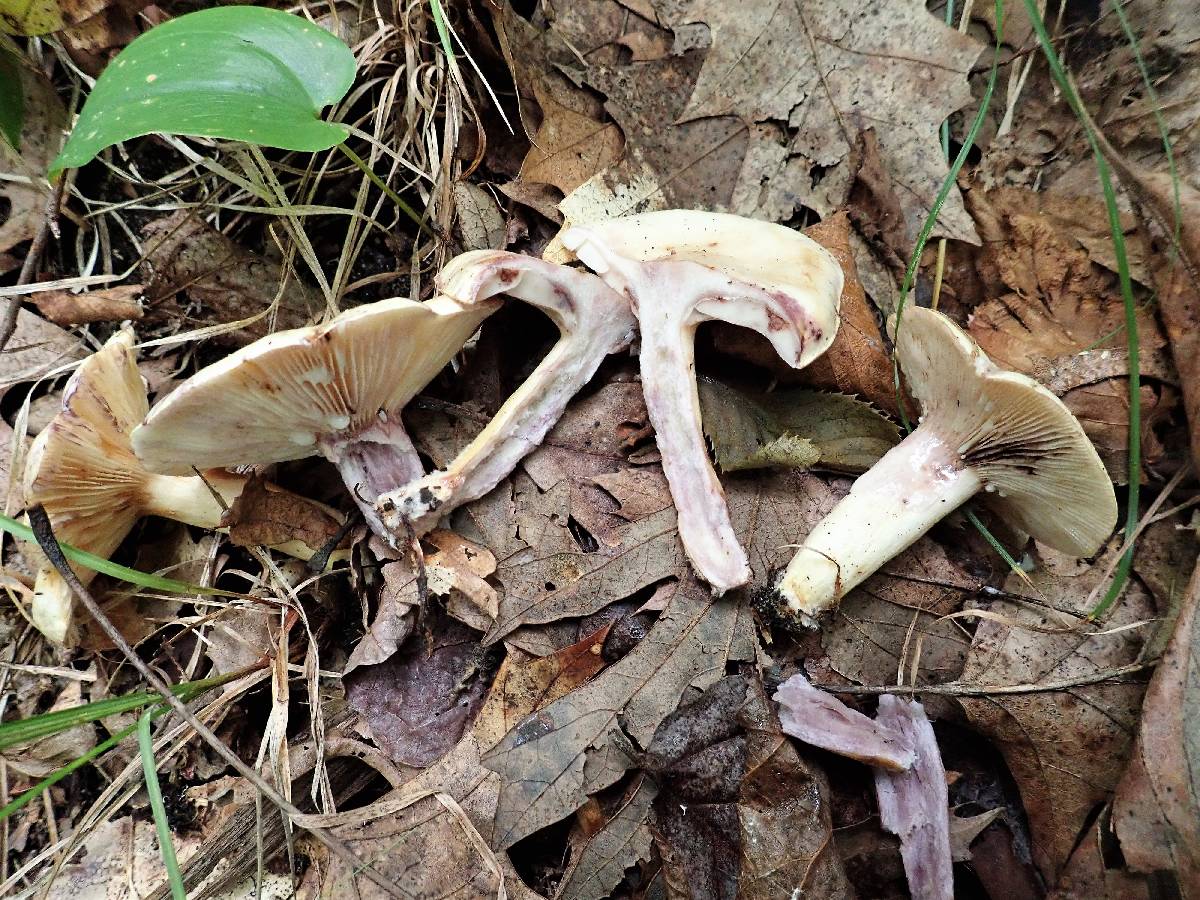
[25,330,344,644]
[375,250,637,537]
[775,305,1118,626]
[132,296,499,536]
[560,210,844,594]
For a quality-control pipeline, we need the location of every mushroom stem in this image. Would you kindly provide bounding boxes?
[777,428,981,622]
[380,327,608,536]
[329,421,424,534]
[640,311,751,593]
[141,470,247,528]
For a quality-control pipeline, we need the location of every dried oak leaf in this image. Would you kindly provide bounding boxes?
[482,579,755,849]
[520,81,624,196]
[580,0,981,242]
[958,544,1153,884]
[1111,559,1200,895]
[140,211,323,346]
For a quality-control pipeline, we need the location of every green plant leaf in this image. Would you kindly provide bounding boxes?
[0,42,22,148]
[0,0,62,37]
[698,377,901,474]
[139,709,186,900]
[49,7,356,179]
[0,512,243,597]
[0,672,235,752]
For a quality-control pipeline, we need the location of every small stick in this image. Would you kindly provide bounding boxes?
[816,660,1154,697]
[27,505,406,898]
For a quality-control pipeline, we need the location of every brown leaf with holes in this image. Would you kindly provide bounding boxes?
[1111,559,1200,895]
[958,543,1153,883]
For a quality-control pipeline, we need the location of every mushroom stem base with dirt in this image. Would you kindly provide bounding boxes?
[777,428,981,624]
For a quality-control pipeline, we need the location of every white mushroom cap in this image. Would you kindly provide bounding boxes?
[133,298,496,473]
[132,297,498,534]
[561,210,843,593]
[377,250,636,536]
[893,306,1117,555]
[562,209,843,368]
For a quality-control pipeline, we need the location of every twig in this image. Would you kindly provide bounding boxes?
[27,506,406,899]
[817,660,1155,697]
[0,180,65,352]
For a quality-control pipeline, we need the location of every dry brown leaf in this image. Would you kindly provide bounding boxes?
[520,82,624,196]
[673,0,984,241]
[556,775,657,900]
[1048,818,1151,900]
[0,309,84,398]
[452,181,507,252]
[3,680,96,778]
[482,580,754,849]
[1111,558,1200,895]
[140,211,323,345]
[29,285,144,326]
[222,475,346,556]
[959,545,1153,883]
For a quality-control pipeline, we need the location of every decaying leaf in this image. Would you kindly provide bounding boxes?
[556,775,657,900]
[698,378,899,474]
[345,606,495,767]
[520,81,623,196]
[0,309,84,398]
[222,475,346,556]
[140,211,323,345]
[483,580,753,849]
[453,181,507,252]
[959,544,1154,883]
[1111,559,1200,895]
[0,64,64,262]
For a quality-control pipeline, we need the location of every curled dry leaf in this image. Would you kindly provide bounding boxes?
[1111,558,1200,895]
[29,284,144,326]
[958,544,1154,883]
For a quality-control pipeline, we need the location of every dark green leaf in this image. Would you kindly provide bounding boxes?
[49,7,356,178]
[698,377,900,474]
[0,42,22,148]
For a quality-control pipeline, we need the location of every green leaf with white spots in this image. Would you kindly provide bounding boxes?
[698,377,901,473]
[49,7,355,179]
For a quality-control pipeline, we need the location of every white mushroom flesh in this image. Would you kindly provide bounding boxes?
[562,210,843,594]
[377,251,636,536]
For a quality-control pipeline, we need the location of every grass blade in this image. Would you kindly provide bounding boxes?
[139,708,187,900]
[0,513,243,598]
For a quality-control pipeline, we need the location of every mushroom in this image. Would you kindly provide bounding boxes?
[776,305,1118,625]
[132,296,498,536]
[376,250,636,536]
[24,330,341,643]
[560,210,844,593]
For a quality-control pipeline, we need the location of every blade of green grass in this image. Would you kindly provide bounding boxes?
[0,513,243,598]
[887,1,1028,582]
[0,671,239,751]
[1020,0,1141,619]
[139,708,187,900]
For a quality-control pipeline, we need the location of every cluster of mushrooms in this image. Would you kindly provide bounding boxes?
[24,209,1118,644]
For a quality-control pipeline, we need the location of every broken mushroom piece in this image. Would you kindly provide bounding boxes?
[133,296,498,536]
[24,331,331,643]
[777,305,1118,625]
[376,251,636,537]
[561,210,843,593]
